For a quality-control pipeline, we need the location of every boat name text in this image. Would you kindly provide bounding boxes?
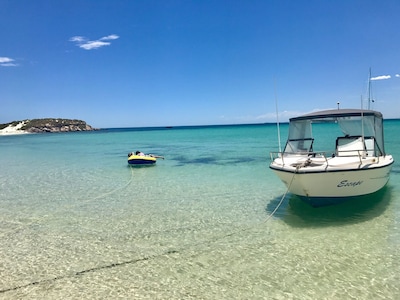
[337,180,363,188]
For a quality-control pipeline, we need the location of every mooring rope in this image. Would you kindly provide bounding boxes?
[263,168,297,223]
[0,167,297,295]
[0,167,135,240]
[83,166,135,202]
[0,167,138,294]
[61,166,135,210]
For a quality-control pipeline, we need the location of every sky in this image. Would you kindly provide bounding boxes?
[1,0,400,128]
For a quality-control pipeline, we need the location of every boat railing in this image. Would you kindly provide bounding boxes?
[335,148,367,165]
[270,151,330,166]
[270,149,379,167]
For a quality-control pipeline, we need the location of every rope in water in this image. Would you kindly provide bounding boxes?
[87,166,135,201]
[61,166,135,210]
[0,166,296,294]
[0,167,135,239]
[263,167,297,223]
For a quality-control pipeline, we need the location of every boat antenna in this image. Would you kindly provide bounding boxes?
[361,95,366,158]
[368,67,372,110]
[274,77,282,152]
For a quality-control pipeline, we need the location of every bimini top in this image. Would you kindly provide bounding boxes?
[290,109,383,122]
[287,108,386,156]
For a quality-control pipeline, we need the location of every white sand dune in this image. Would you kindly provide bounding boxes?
[0,121,30,135]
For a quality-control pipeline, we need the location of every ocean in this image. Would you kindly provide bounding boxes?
[1,121,399,299]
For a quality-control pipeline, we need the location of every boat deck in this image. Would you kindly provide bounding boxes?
[270,153,391,173]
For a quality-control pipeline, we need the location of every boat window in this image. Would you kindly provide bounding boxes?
[366,136,384,156]
[338,116,375,137]
[336,136,365,157]
[284,138,314,154]
[336,115,385,156]
[364,137,375,156]
[288,120,312,140]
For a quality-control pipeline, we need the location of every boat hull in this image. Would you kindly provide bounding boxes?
[269,108,394,207]
[128,155,156,165]
[270,156,394,207]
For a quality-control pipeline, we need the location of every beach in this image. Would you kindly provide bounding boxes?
[0,123,399,299]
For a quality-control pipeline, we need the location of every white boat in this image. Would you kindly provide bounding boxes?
[270,109,394,207]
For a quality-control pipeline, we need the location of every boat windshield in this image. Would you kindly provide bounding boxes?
[284,111,385,156]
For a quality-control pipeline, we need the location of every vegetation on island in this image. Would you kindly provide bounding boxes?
[0,118,96,133]
[0,121,20,130]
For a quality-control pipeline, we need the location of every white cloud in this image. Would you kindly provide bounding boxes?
[1,63,18,67]
[370,75,391,81]
[80,41,111,50]
[69,34,119,50]
[0,56,18,67]
[0,57,14,63]
[100,34,119,41]
[69,36,86,43]
[395,74,400,78]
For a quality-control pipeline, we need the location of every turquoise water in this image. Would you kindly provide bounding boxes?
[0,122,399,299]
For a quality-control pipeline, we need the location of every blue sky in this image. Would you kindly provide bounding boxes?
[1,0,399,128]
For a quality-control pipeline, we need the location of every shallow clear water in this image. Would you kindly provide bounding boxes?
[0,122,399,299]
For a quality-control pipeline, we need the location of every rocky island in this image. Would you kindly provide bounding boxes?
[0,118,97,135]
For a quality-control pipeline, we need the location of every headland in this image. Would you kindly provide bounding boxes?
[0,118,97,135]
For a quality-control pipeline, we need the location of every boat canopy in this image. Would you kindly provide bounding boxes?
[287,109,385,155]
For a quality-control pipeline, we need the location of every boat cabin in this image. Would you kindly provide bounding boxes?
[282,109,386,159]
